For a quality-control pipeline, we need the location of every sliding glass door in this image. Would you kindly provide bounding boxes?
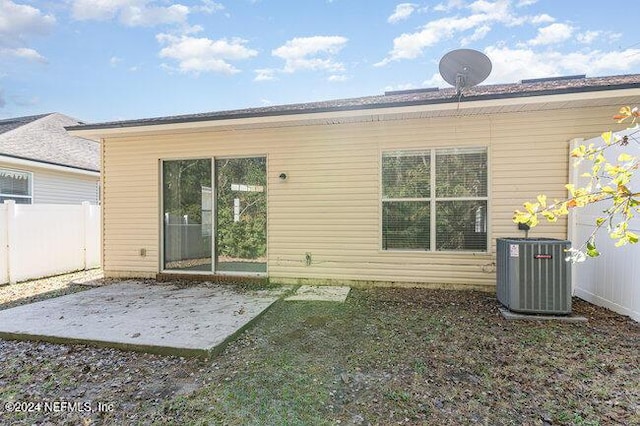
[215,157,267,273]
[162,156,266,274]
[163,159,213,271]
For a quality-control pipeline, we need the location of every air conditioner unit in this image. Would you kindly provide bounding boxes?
[496,238,572,314]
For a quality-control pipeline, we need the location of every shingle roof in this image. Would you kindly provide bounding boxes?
[0,114,50,135]
[0,113,100,172]
[67,74,640,131]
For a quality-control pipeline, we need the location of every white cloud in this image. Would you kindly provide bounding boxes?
[109,56,122,67]
[0,47,46,62]
[484,46,558,81]
[528,22,573,46]
[0,0,55,62]
[272,36,348,73]
[376,15,482,65]
[157,34,258,74]
[328,74,348,82]
[467,0,497,14]
[433,0,465,12]
[423,73,446,87]
[195,0,224,14]
[122,3,189,26]
[10,47,46,62]
[384,83,416,92]
[530,13,555,24]
[461,24,491,45]
[388,3,417,24]
[254,68,277,82]
[71,0,190,27]
[577,30,602,45]
[376,0,526,66]
[516,0,537,6]
[71,0,138,21]
[0,0,55,42]
[484,45,640,83]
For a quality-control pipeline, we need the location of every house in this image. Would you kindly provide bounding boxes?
[0,113,100,205]
[68,74,640,290]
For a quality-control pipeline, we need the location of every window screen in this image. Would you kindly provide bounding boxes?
[382,201,430,250]
[435,148,487,197]
[0,168,32,204]
[436,200,487,251]
[382,147,488,252]
[382,151,430,198]
[382,151,431,250]
[435,148,487,251]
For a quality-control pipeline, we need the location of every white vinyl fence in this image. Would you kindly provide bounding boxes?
[0,201,100,284]
[569,132,640,322]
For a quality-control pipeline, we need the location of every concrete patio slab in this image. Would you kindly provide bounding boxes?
[0,281,291,357]
[499,307,588,323]
[285,285,350,302]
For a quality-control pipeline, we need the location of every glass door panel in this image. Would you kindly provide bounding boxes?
[163,159,212,271]
[215,157,267,273]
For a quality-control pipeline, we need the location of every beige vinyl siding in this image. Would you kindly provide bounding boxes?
[101,104,629,288]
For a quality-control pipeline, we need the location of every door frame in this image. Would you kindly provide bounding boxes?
[159,155,268,277]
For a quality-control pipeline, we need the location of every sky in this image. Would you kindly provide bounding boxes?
[1,0,640,123]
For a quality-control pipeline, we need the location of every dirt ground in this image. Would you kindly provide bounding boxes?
[0,272,638,425]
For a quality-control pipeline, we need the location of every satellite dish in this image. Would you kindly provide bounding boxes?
[439,49,492,95]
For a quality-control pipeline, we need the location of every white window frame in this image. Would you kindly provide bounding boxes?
[0,167,33,204]
[381,147,489,253]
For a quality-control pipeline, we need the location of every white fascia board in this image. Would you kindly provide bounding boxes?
[67,87,640,140]
[0,155,100,177]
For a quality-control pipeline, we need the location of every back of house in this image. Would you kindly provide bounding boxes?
[68,74,640,290]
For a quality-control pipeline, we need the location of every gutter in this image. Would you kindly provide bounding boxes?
[0,153,100,177]
[66,81,640,133]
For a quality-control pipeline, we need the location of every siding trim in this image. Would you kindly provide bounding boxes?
[0,154,99,176]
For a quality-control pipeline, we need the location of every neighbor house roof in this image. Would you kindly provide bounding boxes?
[68,74,640,133]
[0,113,100,172]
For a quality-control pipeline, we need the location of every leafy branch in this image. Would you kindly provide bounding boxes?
[513,106,640,261]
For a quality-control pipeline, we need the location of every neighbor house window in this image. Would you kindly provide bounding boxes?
[382,147,488,251]
[0,168,33,204]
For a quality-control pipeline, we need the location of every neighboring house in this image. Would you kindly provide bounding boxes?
[68,74,640,290]
[0,113,100,205]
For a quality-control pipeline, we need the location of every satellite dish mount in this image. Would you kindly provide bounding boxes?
[439,49,492,97]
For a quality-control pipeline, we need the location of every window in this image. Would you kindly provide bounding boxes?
[0,168,33,204]
[382,147,488,251]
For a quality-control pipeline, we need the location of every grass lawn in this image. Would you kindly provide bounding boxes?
[0,280,638,425]
[155,288,638,426]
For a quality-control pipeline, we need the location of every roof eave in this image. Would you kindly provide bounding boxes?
[0,153,100,176]
[66,84,640,140]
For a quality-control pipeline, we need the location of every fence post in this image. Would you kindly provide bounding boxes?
[82,201,90,271]
[567,138,583,296]
[5,200,16,284]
